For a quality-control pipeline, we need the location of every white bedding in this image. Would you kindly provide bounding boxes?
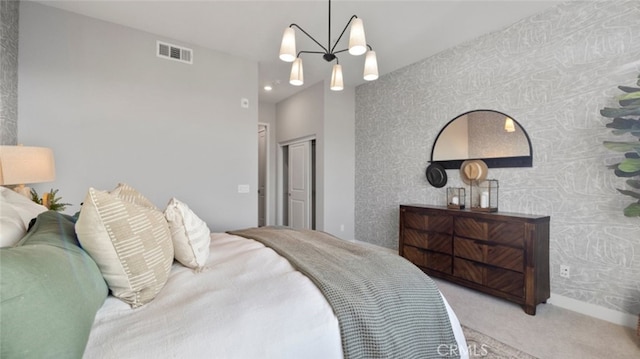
[84,232,467,358]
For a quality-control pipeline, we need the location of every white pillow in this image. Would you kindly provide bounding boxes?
[164,197,211,270]
[75,186,174,308]
[0,186,48,247]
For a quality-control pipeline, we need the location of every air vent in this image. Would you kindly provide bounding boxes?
[157,41,193,64]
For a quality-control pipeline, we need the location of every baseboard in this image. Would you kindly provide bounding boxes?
[548,293,637,330]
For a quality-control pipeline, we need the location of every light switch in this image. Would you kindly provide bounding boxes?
[241,98,249,108]
[237,184,250,193]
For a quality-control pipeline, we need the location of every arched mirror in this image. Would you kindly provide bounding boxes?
[430,110,533,169]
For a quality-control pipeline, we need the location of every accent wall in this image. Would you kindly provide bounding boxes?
[355,1,640,319]
[0,0,19,145]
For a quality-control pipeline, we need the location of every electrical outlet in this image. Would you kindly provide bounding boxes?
[560,265,570,278]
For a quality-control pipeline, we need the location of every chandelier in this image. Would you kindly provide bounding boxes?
[278,0,378,91]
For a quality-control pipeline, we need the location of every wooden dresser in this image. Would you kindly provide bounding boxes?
[399,204,550,315]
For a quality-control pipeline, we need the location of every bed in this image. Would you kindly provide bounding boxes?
[0,184,468,359]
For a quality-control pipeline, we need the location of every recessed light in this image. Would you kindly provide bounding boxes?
[264,85,273,91]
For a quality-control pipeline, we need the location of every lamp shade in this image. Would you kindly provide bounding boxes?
[363,50,378,81]
[279,27,297,62]
[504,117,516,132]
[289,57,304,86]
[348,18,367,56]
[0,146,55,185]
[330,64,344,91]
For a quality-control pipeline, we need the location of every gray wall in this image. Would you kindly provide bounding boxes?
[323,86,355,240]
[258,101,277,226]
[0,0,19,145]
[18,1,258,231]
[277,82,325,227]
[355,1,640,315]
[276,82,355,240]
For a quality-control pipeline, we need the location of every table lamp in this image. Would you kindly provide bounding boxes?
[0,145,56,198]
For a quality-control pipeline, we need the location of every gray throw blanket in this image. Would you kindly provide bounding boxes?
[228,226,459,359]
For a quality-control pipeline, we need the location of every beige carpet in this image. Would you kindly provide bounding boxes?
[435,278,640,359]
[462,325,538,359]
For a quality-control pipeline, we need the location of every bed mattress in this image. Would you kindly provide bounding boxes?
[84,232,467,358]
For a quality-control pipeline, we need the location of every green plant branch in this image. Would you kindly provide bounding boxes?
[30,188,71,212]
[624,203,640,217]
[601,72,640,217]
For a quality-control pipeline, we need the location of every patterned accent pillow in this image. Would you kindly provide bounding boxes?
[75,186,174,308]
[110,182,157,209]
[164,197,211,270]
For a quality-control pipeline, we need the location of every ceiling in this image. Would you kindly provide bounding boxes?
[34,0,564,104]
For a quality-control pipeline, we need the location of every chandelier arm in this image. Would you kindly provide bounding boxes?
[289,24,329,54]
[330,15,358,54]
[297,50,326,57]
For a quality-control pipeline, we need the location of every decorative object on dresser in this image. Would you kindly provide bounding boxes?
[469,179,499,212]
[399,204,550,315]
[447,187,465,209]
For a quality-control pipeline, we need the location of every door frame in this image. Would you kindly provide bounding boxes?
[277,135,316,227]
[258,123,269,226]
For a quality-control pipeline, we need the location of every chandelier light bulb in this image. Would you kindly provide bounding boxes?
[504,117,516,132]
[279,27,296,62]
[363,50,378,81]
[330,64,344,91]
[289,57,304,86]
[348,18,367,56]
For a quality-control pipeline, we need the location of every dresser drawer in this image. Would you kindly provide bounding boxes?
[403,211,452,234]
[454,217,524,247]
[486,266,524,297]
[403,246,452,274]
[453,258,524,297]
[404,229,452,254]
[453,257,483,285]
[454,237,523,272]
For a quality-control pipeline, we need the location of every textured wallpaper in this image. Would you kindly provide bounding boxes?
[0,0,19,145]
[355,1,640,315]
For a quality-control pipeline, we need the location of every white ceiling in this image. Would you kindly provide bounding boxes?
[34,0,564,104]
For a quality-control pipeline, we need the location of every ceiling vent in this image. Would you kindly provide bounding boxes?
[157,41,193,64]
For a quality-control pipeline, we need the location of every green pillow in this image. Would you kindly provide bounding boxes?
[0,211,108,358]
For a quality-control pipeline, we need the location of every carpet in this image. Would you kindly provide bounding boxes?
[462,325,539,359]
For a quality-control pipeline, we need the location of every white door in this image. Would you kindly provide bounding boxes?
[288,141,311,229]
[258,125,267,227]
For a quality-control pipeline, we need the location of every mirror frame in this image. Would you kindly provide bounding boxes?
[430,109,533,169]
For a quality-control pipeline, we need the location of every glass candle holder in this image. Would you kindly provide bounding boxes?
[446,187,466,209]
[470,179,498,212]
